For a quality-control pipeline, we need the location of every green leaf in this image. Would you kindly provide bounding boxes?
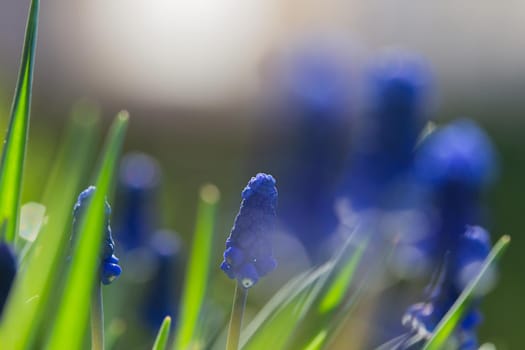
[423,235,511,350]
[238,230,367,350]
[152,316,172,350]
[173,184,220,350]
[239,264,332,350]
[0,0,39,244]
[282,238,368,350]
[44,111,129,350]
[0,107,100,349]
[318,242,366,313]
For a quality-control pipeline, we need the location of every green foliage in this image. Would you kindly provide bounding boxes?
[45,112,128,350]
[174,184,220,350]
[0,0,39,244]
[153,316,172,350]
[0,107,100,349]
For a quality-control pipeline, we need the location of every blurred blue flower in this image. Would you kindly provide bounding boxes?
[401,120,498,348]
[341,53,430,210]
[115,153,161,251]
[413,119,498,262]
[402,226,492,349]
[73,186,122,285]
[0,242,16,316]
[142,230,184,330]
[275,46,351,260]
[221,173,278,288]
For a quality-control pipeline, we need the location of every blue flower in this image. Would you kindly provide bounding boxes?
[275,46,351,260]
[115,153,161,251]
[142,230,184,331]
[220,173,278,288]
[0,242,16,315]
[73,186,122,285]
[414,119,497,191]
[402,226,491,349]
[413,119,498,262]
[400,119,498,348]
[341,53,430,210]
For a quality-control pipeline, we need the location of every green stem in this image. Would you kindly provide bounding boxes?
[91,283,104,350]
[226,283,248,350]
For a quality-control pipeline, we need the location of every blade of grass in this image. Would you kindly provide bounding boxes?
[0,0,39,244]
[422,235,510,350]
[0,109,100,349]
[282,238,368,350]
[239,263,332,350]
[152,316,172,350]
[173,184,220,350]
[45,111,129,350]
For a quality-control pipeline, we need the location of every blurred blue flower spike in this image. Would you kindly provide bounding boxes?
[402,226,492,350]
[0,242,16,316]
[73,186,121,285]
[143,230,184,330]
[343,53,430,210]
[115,153,161,251]
[276,45,351,260]
[414,119,498,259]
[402,120,499,348]
[221,173,278,289]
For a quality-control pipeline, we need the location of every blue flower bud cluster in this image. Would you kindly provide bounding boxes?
[342,53,430,210]
[275,46,350,260]
[221,173,278,289]
[73,186,122,285]
[402,226,491,349]
[402,120,498,349]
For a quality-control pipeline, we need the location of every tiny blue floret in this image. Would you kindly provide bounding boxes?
[221,173,278,288]
[73,186,122,285]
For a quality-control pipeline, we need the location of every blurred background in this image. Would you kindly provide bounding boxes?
[1,0,524,348]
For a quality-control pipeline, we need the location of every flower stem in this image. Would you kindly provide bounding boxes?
[91,282,105,350]
[226,283,248,350]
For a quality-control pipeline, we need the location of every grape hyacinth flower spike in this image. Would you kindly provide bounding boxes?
[401,120,499,349]
[73,186,122,285]
[221,173,278,288]
[222,173,278,350]
[73,186,122,350]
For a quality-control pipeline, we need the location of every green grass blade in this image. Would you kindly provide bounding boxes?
[0,0,39,244]
[41,101,100,204]
[239,264,332,350]
[152,316,172,350]
[318,242,366,313]
[282,239,368,350]
[239,230,366,350]
[45,111,129,350]
[423,235,511,350]
[0,109,100,349]
[173,184,220,350]
[303,330,328,350]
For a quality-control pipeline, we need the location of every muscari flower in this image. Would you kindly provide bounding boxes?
[341,53,430,210]
[276,45,351,260]
[73,186,122,285]
[220,173,278,289]
[402,120,498,349]
[143,230,185,330]
[413,119,498,263]
[115,152,161,251]
[0,242,16,316]
[402,226,491,350]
